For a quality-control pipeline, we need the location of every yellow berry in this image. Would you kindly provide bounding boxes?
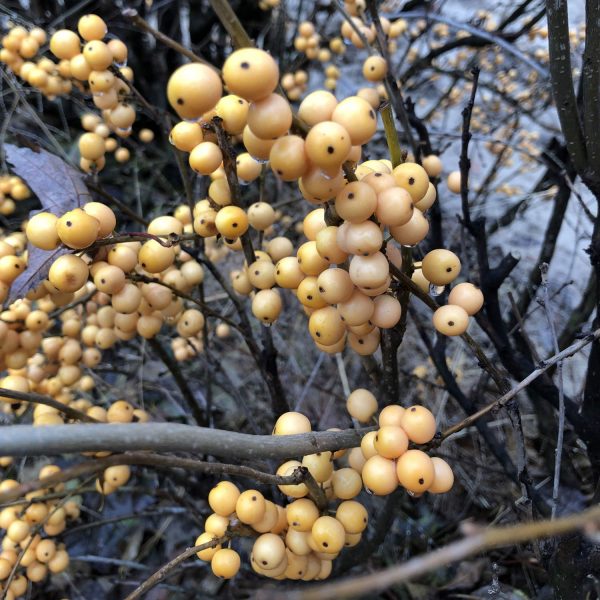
[210,548,240,579]
[396,449,435,493]
[222,48,279,102]
[168,64,222,119]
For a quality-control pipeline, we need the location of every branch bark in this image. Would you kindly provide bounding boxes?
[545,0,587,173]
[582,0,600,167]
[273,503,600,600]
[147,337,207,426]
[0,453,322,505]
[439,328,600,442]
[0,388,99,423]
[0,423,369,461]
[124,536,230,600]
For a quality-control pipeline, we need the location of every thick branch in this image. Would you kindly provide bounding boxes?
[277,503,600,600]
[545,0,587,173]
[0,423,368,461]
[582,0,600,166]
[582,216,600,475]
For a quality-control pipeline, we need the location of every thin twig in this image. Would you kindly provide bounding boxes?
[208,0,253,48]
[128,272,242,333]
[85,181,149,226]
[210,117,255,266]
[48,288,96,320]
[121,8,217,69]
[366,0,418,158]
[86,231,198,250]
[0,453,325,505]
[147,337,206,426]
[124,536,231,600]
[336,353,351,398]
[388,262,508,391]
[538,263,565,519]
[438,328,600,442]
[459,67,481,232]
[0,387,99,423]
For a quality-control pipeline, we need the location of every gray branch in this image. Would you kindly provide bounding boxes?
[546,0,588,173]
[0,423,367,459]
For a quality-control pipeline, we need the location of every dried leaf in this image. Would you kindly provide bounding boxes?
[4,144,87,216]
[3,144,87,304]
[7,245,70,305]
[437,557,487,591]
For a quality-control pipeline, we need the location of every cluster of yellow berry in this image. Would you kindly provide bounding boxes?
[0,31,486,380]
[345,391,453,495]
[293,21,336,63]
[0,195,220,418]
[0,175,31,217]
[194,396,452,580]
[0,24,72,99]
[0,15,151,172]
[161,44,485,356]
[48,15,132,113]
[281,70,309,101]
[339,7,406,49]
[0,290,100,419]
[47,12,139,171]
[78,113,154,171]
[0,466,75,599]
[0,233,27,305]
[25,203,206,336]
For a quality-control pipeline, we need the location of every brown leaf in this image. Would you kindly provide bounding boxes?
[3,144,86,304]
[4,144,87,215]
[7,245,70,306]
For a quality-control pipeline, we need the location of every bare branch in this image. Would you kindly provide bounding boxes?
[545,0,587,173]
[582,0,600,166]
[439,328,600,442]
[459,67,480,232]
[538,264,565,518]
[208,0,253,48]
[0,453,323,505]
[124,537,230,600]
[121,8,217,69]
[0,423,369,461]
[147,337,207,426]
[273,503,600,600]
[0,387,99,423]
[388,262,509,392]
